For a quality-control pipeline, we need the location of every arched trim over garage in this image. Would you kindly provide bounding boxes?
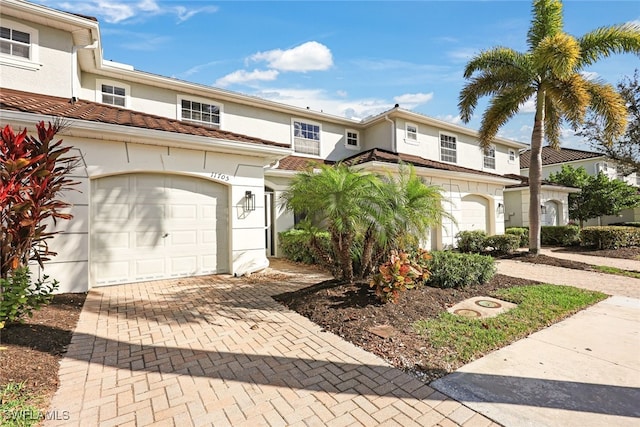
[90,172,230,286]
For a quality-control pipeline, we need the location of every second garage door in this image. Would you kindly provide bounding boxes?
[91,173,229,286]
[459,195,489,233]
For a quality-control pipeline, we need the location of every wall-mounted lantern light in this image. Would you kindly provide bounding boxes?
[497,203,504,215]
[540,204,547,214]
[244,190,256,212]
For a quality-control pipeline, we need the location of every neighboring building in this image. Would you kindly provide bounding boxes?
[520,146,640,225]
[2,0,554,293]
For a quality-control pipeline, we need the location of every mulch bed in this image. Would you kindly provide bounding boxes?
[0,293,86,409]
[501,253,596,270]
[275,274,543,383]
[551,246,640,260]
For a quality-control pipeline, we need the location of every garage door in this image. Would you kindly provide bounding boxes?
[459,195,489,233]
[91,173,228,286]
[542,201,559,226]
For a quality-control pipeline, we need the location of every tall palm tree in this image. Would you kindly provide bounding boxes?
[458,0,640,254]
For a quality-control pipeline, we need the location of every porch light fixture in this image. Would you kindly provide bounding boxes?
[540,204,547,214]
[244,190,256,212]
[497,203,504,215]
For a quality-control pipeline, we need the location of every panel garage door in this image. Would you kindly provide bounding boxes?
[91,173,228,286]
[459,195,489,233]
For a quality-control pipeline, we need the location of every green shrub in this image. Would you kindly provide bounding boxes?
[426,251,496,289]
[455,230,487,253]
[370,250,430,303]
[541,225,581,246]
[485,234,521,254]
[0,267,58,329]
[278,228,331,264]
[580,226,640,249]
[505,227,529,247]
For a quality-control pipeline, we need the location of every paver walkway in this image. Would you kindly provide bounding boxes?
[539,247,640,272]
[46,263,494,427]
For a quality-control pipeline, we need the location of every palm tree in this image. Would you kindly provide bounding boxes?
[458,0,640,254]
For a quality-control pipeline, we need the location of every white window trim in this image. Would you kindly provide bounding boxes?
[177,94,223,128]
[345,129,359,150]
[96,79,131,108]
[508,149,516,164]
[439,132,457,164]
[483,144,496,170]
[291,118,322,158]
[0,18,41,71]
[405,122,418,144]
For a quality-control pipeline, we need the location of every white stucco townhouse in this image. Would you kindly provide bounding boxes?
[1,0,574,293]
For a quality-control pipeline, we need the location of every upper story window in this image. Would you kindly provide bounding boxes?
[483,146,496,169]
[345,130,359,149]
[440,133,457,163]
[508,149,516,163]
[293,119,321,156]
[96,79,130,108]
[406,123,418,142]
[0,20,40,70]
[180,98,221,127]
[596,162,608,173]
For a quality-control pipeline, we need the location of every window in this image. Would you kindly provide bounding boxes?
[484,146,496,169]
[0,20,39,70]
[1,26,30,59]
[440,133,457,163]
[101,84,126,107]
[509,149,516,163]
[293,120,321,155]
[181,99,220,127]
[596,162,608,173]
[406,123,418,141]
[345,130,359,148]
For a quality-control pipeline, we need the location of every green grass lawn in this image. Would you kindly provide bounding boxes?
[0,382,42,427]
[413,284,607,364]
[593,265,640,279]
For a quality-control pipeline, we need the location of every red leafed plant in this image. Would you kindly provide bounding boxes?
[370,249,431,303]
[0,120,79,279]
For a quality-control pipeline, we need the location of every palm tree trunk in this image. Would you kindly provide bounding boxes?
[528,90,545,255]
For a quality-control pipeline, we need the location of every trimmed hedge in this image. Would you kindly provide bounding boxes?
[580,226,640,249]
[278,228,331,264]
[425,251,496,289]
[505,227,529,247]
[485,234,521,254]
[455,230,487,253]
[541,225,580,246]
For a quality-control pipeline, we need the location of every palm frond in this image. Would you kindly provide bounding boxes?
[533,33,581,78]
[543,74,590,127]
[579,23,640,67]
[459,66,533,123]
[463,47,528,79]
[478,86,535,147]
[527,0,564,50]
[585,80,628,145]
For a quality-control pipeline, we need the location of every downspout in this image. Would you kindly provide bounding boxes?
[71,41,98,102]
[384,115,396,152]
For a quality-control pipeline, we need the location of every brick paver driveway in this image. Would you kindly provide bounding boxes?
[46,264,493,426]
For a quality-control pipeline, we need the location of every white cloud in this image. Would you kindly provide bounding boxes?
[448,48,477,62]
[393,92,434,107]
[337,90,348,97]
[252,87,391,120]
[581,71,600,81]
[250,41,333,72]
[519,96,536,114]
[437,114,463,125]
[215,69,280,87]
[54,0,217,24]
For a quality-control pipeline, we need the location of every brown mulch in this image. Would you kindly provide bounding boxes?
[275,274,543,383]
[0,293,86,409]
[502,253,596,270]
[551,246,640,260]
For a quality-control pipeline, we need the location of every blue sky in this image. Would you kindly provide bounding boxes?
[41,0,640,148]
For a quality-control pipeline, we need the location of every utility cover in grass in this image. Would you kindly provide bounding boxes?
[447,296,516,319]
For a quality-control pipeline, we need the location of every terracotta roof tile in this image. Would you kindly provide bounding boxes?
[0,88,289,149]
[520,146,603,168]
[340,148,517,180]
[275,156,334,171]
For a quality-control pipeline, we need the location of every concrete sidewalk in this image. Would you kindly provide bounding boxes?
[432,296,640,427]
[434,250,640,427]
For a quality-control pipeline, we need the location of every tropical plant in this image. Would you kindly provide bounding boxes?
[281,163,448,282]
[1,121,79,278]
[458,0,640,255]
[370,250,429,303]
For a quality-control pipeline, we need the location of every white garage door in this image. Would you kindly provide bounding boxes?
[460,195,489,233]
[542,201,559,226]
[91,173,228,286]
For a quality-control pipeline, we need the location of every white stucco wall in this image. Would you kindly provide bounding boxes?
[504,188,571,228]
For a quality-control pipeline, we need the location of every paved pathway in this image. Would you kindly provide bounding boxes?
[46,263,495,427]
[539,247,640,272]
